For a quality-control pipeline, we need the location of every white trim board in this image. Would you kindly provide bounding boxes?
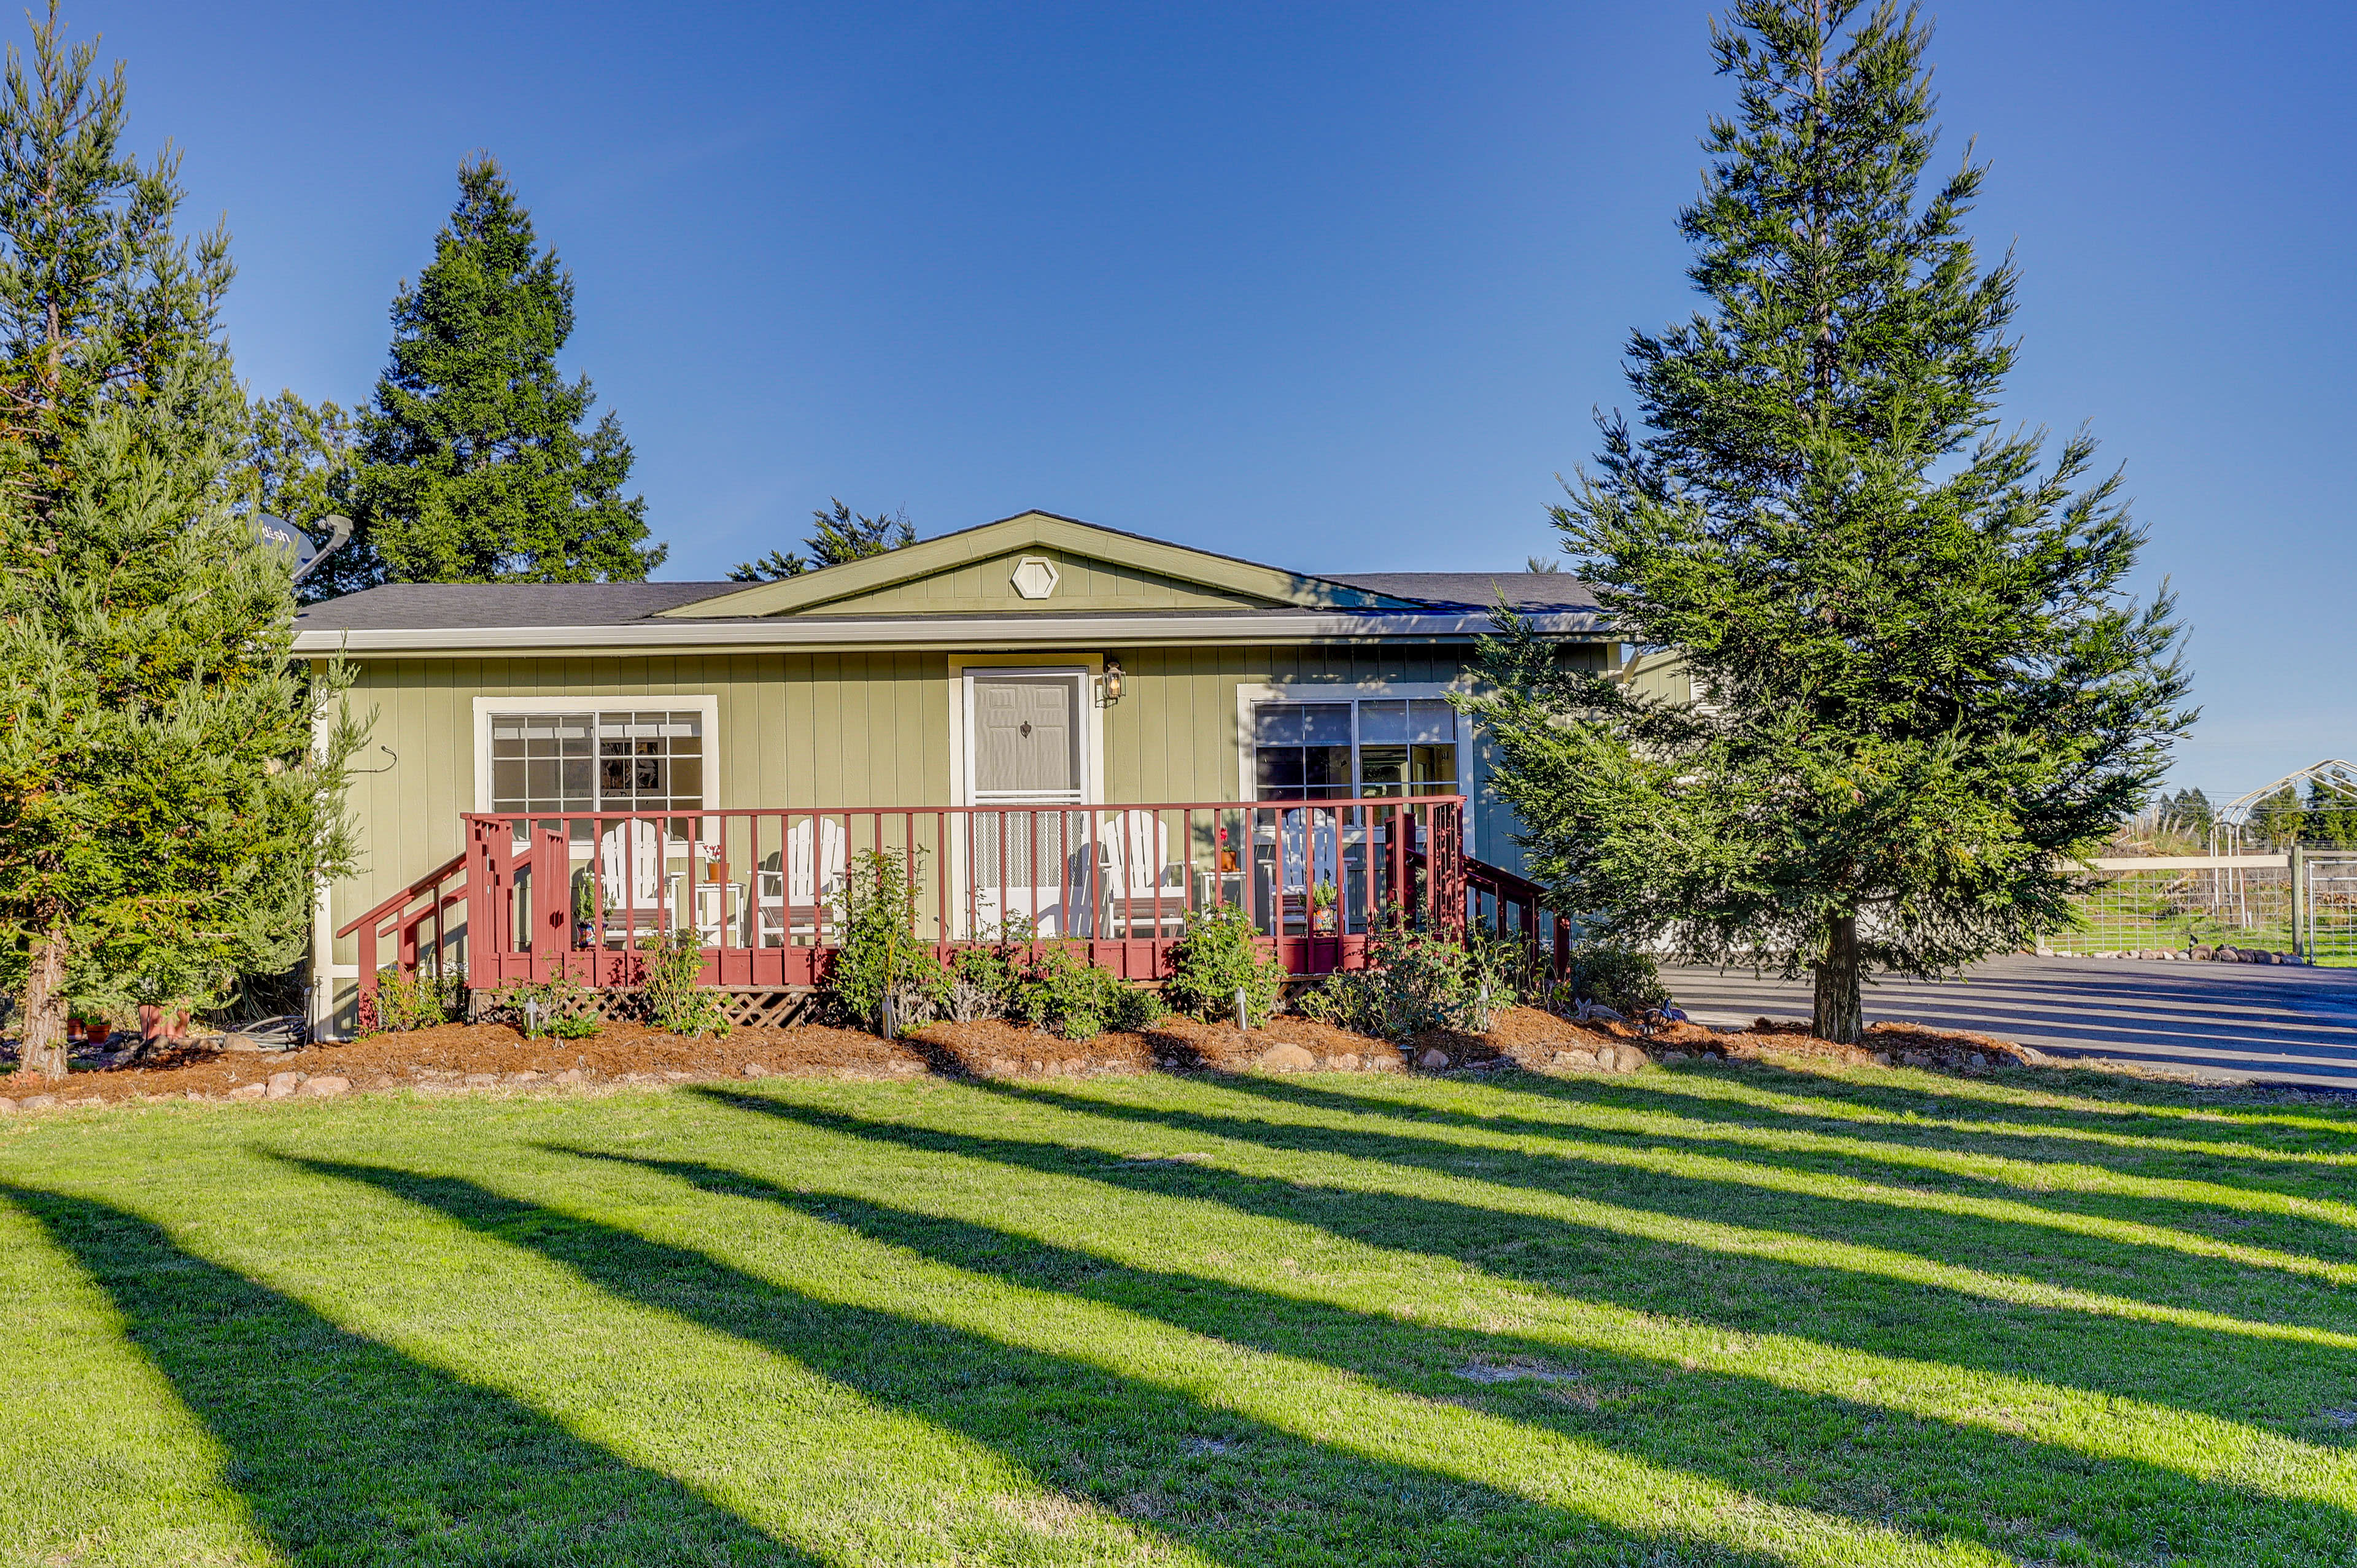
[1232,680,1478,858]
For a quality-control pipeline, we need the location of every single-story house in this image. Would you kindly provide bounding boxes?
[292,510,1622,1037]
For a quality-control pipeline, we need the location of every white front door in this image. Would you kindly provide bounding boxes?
[964,671,1090,937]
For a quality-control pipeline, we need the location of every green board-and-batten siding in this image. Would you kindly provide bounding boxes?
[324,639,1608,1010]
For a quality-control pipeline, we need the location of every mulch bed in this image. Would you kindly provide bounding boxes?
[0,1001,2056,1112]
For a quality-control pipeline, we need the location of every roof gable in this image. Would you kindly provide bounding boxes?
[659,511,1427,619]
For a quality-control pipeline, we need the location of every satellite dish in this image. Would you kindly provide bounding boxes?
[250,513,319,568]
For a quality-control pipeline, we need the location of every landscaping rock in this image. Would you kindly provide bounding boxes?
[1660,1049,1690,1063]
[1331,1052,1361,1072]
[462,1072,498,1087]
[1418,1048,1451,1071]
[0,1096,16,1114]
[1871,1051,1894,1066]
[662,1070,694,1082]
[265,1071,306,1099]
[1552,1048,1598,1070]
[1258,1041,1317,1073]
[505,1071,544,1084]
[302,1076,352,1097]
[740,1062,773,1078]
[227,1083,266,1102]
[555,1068,587,1084]
[20,1093,57,1110]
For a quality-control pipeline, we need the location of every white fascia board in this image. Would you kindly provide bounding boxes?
[292,610,1609,655]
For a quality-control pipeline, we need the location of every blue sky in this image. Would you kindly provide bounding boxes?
[77,1,2355,797]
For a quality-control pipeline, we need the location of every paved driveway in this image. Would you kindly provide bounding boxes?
[1662,954,2357,1089]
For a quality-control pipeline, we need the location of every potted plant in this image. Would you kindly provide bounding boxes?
[1309,879,1339,935]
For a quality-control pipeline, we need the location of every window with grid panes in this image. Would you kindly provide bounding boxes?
[1250,698,1458,801]
[488,711,705,817]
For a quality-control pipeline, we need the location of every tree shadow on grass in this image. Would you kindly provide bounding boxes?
[1468,1066,2357,1188]
[1201,1072,2357,1259]
[699,1087,2357,1438]
[1586,1056,2357,1153]
[0,1182,810,1567]
[949,1076,2357,1346]
[565,1146,2357,1568]
[285,1157,1824,1568]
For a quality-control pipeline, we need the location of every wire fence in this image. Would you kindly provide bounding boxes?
[2046,857,2292,956]
[2047,851,2357,963]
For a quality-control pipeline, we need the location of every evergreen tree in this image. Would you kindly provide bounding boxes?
[2251,786,2303,849]
[351,155,662,585]
[1463,1,2189,1041]
[729,499,915,581]
[0,5,361,1079]
[2159,787,2214,846]
[1524,555,1563,574]
[244,389,359,601]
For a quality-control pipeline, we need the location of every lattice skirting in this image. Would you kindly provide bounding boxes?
[473,987,818,1030]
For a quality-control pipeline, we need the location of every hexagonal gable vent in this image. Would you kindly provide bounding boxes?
[1009,555,1061,600]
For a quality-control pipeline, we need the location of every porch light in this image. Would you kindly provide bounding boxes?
[1102,660,1125,703]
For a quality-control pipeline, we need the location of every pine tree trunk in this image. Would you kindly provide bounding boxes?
[18,925,72,1081]
[1811,914,1863,1045]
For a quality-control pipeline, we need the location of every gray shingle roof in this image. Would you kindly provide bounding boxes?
[1316,573,1602,612]
[296,581,743,632]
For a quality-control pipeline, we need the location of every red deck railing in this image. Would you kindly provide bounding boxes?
[338,849,471,1025]
[458,795,1465,992]
[337,795,1604,1017]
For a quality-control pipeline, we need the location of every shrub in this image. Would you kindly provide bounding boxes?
[370,964,466,1034]
[636,929,726,1037]
[1163,905,1287,1025]
[825,849,948,1035]
[1296,913,1493,1038]
[1012,944,1164,1040]
[942,927,1027,1022]
[636,930,731,1038]
[1555,940,1668,1017]
[1461,924,1542,1013]
[504,967,600,1039]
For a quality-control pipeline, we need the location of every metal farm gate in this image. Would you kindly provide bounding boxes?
[2298,850,2357,962]
[2052,849,2357,964]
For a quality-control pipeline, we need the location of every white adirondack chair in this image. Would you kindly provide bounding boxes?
[1099,809,1188,938]
[754,816,847,946]
[1273,806,1342,931]
[597,818,679,945]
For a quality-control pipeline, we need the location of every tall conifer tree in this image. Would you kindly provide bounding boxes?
[729,499,916,581]
[0,6,360,1079]
[350,156,661,585]
[1465,1,2190,1040]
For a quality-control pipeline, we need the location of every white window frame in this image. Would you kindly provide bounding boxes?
[470,695,722,814]
[954,664,1101,806]
[1233,681,1477,856]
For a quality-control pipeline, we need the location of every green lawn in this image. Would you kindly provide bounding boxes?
[5,1062,2356,1566]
